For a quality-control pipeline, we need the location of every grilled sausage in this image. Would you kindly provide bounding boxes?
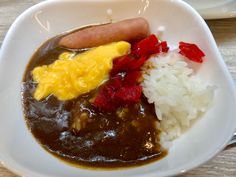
[59,17,150,49]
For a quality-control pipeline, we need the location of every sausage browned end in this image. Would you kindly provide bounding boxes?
[59,17,150,49]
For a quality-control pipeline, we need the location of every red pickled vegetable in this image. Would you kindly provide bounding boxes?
[106,76,123,90]
[94,82,142,111]
[123,71,142,86]
[132,34,169,57]
[110,55,147,76]
[129,56,147,70]
[94,77,122,111]
[94,92,116,111]
[132,34,158,57]
[179,42,205,63]
[157,41,169,53]
[114,86,142,104]
[110,55,134,76]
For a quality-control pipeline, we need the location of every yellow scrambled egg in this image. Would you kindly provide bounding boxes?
[32,41,131,100]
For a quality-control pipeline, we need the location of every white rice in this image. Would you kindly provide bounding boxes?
[142,52,215,141]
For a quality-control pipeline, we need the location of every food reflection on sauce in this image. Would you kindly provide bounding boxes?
[22,20,167,169]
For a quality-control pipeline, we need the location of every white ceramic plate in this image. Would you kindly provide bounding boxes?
[185,0,236,19]
[0,0,236,177]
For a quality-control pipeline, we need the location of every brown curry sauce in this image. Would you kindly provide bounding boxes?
[22,33,167,169]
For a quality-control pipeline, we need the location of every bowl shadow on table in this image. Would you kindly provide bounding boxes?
[224,142,236,150]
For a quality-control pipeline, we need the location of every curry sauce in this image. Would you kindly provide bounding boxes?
[21,33,167,168]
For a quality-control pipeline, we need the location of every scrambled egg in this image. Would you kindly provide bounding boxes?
[32,41,131,100]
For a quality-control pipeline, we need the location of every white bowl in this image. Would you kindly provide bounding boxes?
[0,0,235,177]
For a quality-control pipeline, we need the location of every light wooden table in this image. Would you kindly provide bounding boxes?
[0,1,236,177]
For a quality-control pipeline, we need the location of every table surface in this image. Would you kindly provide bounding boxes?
[0,0,236,177]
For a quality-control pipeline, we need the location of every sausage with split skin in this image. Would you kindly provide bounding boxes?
[59,17,150,49]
